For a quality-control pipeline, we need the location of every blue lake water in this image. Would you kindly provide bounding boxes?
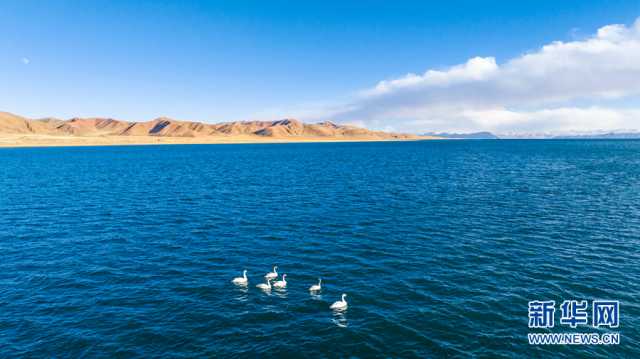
[0,140,639,357]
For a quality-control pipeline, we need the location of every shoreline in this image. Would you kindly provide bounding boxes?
[0,134,439,149]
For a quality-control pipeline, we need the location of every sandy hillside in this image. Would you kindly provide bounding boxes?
[0,111,438,147]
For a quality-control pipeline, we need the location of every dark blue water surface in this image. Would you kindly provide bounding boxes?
[1,140,639,358]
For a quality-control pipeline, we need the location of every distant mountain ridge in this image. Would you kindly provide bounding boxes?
[552,131,640,139]
[422,131,499,139]
[424,130,640,139]
[0,111,423,140]
[496,130,640,139]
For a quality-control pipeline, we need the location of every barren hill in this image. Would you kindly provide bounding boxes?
[0,111,435,147]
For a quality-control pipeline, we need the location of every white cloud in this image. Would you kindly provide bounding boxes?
[363,56,499,96]
[21,57,30,65]
[311,18,640,135]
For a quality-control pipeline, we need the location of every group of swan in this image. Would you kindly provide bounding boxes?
[231,266,347,310]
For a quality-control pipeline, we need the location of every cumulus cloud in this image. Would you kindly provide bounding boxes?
[316,18,640,135]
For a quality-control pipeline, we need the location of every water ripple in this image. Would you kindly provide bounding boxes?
[0,140,639,357]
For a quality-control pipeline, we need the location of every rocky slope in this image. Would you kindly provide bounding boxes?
[0,111,421,140]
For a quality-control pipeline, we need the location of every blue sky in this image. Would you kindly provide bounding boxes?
[2,0,640,133]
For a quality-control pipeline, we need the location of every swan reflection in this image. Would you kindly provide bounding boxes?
[233,285,249,302]
[332,309,348,327]
[273,287,288,299]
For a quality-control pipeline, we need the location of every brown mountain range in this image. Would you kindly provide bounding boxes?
[0,111,434,147]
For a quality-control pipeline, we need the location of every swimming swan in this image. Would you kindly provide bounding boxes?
[232,270,248,285]
[273,274,287,288]
[265,266,278,280]
[330,294,348,310]
[256,278,272,291]
[309,278,322,292]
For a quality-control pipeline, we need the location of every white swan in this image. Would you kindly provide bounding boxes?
[232,270,248,285]
[330,294,348,310]
[265,266,278,280]
[309,278,322,292]
[256,278,272,291]
[273,274,287,288]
